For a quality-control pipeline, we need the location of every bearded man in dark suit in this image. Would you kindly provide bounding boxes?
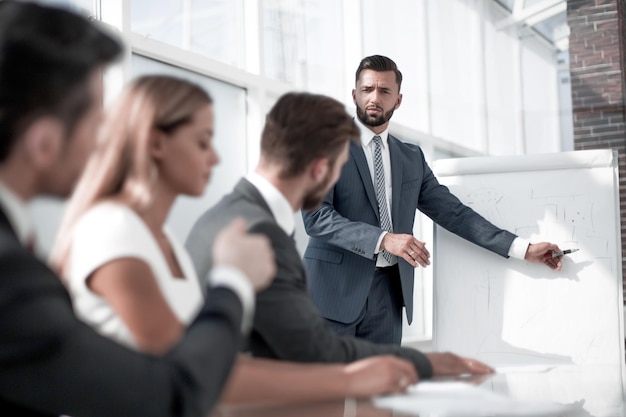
[302,55,563,345]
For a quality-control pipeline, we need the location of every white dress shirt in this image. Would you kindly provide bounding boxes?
[355,118,529,263]
[246,171,295,236]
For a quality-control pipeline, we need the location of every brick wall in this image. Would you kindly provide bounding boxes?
[567,0,626,298]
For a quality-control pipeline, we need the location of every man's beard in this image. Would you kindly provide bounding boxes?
[356,104,395,127]
[302,170,334,211]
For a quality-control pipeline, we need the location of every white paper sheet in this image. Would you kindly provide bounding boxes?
[373,381,571,417]
[494,364,557,374]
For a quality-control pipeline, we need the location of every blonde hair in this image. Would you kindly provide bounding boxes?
[51,75,213,275]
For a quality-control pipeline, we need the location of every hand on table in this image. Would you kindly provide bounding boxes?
[344,355,418,396]
[424,352,494,377]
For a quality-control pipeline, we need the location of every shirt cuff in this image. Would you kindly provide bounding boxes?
[375,231,388,254]
[508,237,530,260]
[207,265,255,335]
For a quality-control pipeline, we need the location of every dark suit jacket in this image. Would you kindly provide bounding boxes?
[0,208,243,417]
[302,137,516,324]
[185,178,434,378]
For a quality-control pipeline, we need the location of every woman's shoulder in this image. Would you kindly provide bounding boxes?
[77,201,142,232]
[73,201,152,252]
[68,202,155,285]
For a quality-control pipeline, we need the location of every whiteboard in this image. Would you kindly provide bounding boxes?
[432,149,624,368]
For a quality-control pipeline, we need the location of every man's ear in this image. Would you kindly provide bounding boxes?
[22,117,64,170]
[149,129,167,160]
[309,157,330,182]
[395,93,403,110]
[352,88,357,105]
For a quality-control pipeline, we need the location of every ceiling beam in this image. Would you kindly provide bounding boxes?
[496,0,565,30]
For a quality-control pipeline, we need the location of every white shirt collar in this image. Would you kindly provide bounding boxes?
[0,182,33,244]
[245,172,295,236]
[356,117,390,149]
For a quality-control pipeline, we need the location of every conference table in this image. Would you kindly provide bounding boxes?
[212,363,625,417]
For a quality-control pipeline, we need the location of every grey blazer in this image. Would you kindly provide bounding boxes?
[186,178,434,377]
[302,137,516,324]
[0,208,244,417]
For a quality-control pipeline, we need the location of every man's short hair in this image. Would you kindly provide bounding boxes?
[260,92,359,179]
[0,1,122,161]
[355,55,402,91]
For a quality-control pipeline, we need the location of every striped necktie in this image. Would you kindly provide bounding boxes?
[372,135,393,263]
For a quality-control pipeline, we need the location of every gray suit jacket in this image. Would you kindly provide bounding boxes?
[185,178,434,377]
[0,208,243,417]
[302,137,516,324]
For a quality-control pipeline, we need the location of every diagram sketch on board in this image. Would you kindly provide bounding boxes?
[431,149,623,368]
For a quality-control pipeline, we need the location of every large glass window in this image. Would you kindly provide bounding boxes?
[360,0,430,134]
[494,0,515,11]
[131,0,245,69]
[261,0,344,98]
[428,0,487,152]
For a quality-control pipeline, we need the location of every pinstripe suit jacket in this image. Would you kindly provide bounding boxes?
[302,136,516,325]
[185,178,434,377]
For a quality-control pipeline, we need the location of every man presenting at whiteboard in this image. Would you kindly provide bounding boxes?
[302,55,563,346]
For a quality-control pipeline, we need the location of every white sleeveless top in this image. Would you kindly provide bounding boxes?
[66,202,203,349]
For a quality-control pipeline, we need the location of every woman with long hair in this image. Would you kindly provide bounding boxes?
[52,75,417,405]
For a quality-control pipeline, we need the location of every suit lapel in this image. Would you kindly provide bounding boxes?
[388,135,403,226]
[350,142,378,217]
[0,206,19,241]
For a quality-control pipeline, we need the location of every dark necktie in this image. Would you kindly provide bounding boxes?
[372,136,393,263]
